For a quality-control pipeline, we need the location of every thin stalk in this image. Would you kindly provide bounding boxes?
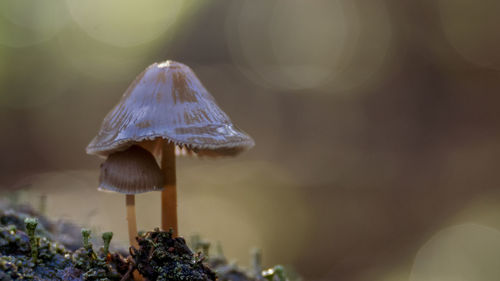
[126,194,139,249]
[161,140,177,236]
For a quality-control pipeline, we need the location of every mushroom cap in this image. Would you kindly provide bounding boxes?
[99,145,164,194]
[86,60,254,157]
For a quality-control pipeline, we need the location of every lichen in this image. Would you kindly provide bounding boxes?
[0,213,120,281]
[0,222,73,280]
[71,229,122,281]
[263,265,286,281]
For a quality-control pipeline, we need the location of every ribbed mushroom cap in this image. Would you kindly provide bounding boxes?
[99,146,164,194]
[86,60,254,157]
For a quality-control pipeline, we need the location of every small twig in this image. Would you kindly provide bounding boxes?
[147,236,159,261]
[120,259,135,281]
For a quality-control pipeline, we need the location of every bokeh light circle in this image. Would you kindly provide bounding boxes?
[410,224,500,281]
[438,0,500,69]
[226,0,347,90]
[56,25,154,82]
[0,0,70,47]
[226,0,392,92]
[65,0,184,47]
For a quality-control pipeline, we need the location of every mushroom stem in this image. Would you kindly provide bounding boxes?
[126,194,139,248]
[161,141,178,236]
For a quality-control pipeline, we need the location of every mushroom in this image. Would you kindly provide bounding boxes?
[99,145,163,248]
[86,60,254,238]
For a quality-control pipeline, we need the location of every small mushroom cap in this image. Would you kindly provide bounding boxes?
[99,146,164,194]
[86,60,254,157]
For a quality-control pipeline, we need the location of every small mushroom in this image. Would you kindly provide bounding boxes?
[86,60,254,238]
[99,145,163,248]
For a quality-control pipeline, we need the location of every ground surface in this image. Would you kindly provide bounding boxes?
[0,202,293,281]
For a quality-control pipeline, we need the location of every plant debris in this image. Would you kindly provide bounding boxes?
[131,229,216,281]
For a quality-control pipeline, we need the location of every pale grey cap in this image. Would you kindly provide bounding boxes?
[86,60,254,157]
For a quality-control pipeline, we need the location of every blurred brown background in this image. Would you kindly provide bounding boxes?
[2,0,500,280]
